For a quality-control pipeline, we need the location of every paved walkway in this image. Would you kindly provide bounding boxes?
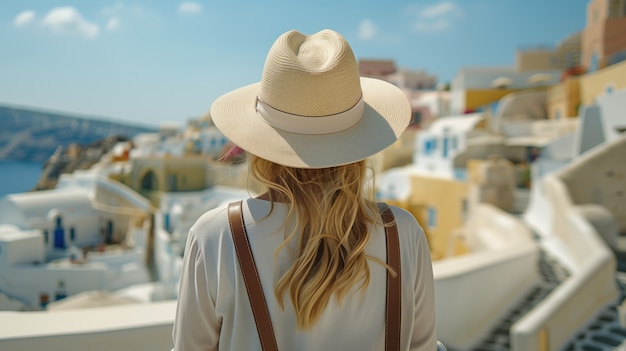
[444,190,626,350]
[464,249,571,351]
[454,234,626,351]
[560,272,626,351]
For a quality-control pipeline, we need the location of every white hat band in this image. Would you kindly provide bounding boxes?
[256,97,364,135]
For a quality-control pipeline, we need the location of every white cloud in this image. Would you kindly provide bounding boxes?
[178,2,203,14]
[106,17,121,31]
[41,7,100,39]
[411,1,462,32]
[418,1,461,19]
[358,19,377,40]
[14,10,36,27]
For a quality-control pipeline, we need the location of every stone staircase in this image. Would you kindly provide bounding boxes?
[465,249,570,351]
[458,236,626,351]
[561,272,626,351]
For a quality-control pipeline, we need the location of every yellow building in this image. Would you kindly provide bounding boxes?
[388,175,468,261]
[127,155,210,206]
[463,89,517,113]
[516,32,582,72]
[582,0,626,72]
[580,59,626,104]
[547,77,581,119]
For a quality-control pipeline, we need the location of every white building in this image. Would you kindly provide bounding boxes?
[0,188,100,257]
[378,113,487,201]
[411,90,451,119]
[131,122,228,160]
[450,67,562,115]
[412,113,486,179]
[192,126,228,157]
[451,67,562,91]
[0,173,153,310]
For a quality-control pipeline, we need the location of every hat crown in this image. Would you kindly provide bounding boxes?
[209,28,411,168]
[258,30,362,117]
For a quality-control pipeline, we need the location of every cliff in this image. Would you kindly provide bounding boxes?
[0,104,156,163]
[34,135,131,190]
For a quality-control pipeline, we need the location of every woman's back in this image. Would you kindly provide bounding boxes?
[172,28,437,351]
[173,199,436,351]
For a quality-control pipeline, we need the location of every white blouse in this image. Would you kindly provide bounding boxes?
[172,198,437,350]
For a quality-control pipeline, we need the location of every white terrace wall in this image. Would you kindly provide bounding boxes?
[433,204,539,350]
[0,302,176,351]
[510,173,618,350]
[1,258,150,309]
[559,135,626,233]
[153,211,183,300]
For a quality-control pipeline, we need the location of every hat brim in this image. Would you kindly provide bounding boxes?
[210,77,411,169]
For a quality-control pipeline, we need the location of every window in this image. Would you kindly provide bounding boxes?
[427,207,437,229]
[141,170,158,191]
[164,213,171,233]
[106,220,114,243]
[54,216,65,249]
[608,0,626,16]
[412,111,422,126]
[454,168,467,181]
[422,138,439,155]
[606,85,614,94]
[591,52,599,72]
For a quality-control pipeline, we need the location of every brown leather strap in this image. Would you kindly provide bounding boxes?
[228,201,279,351]
[380,203,401,351]
[228,200,401,351]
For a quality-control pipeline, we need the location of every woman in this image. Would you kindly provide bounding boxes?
[173,29,437,350]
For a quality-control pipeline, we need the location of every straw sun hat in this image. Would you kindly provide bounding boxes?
[210,29,411,169]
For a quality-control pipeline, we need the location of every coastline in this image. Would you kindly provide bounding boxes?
[0,160,43,197]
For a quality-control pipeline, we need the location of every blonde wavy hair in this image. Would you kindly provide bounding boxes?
[248,155,386,329]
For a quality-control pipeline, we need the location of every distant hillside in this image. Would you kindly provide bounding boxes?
[0,105,157,162]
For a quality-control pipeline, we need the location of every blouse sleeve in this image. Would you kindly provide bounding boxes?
[411,225,438,350]
[172,230,221,351]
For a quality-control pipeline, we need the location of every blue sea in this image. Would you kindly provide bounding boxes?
[0,160,44,197]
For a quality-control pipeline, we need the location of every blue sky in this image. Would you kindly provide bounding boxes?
[1,1,588,126]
